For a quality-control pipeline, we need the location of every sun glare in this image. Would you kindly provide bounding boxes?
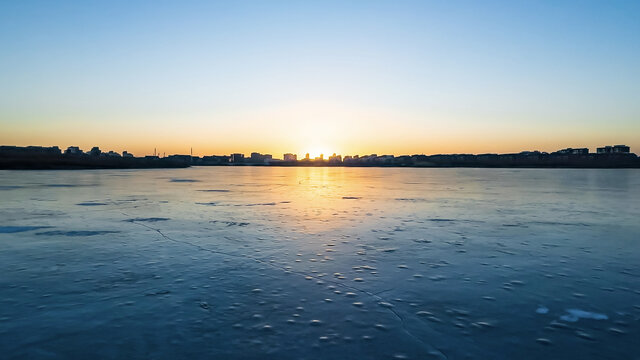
[303,148,332,159]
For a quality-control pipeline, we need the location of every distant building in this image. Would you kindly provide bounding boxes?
[597,145,630,154]
[201,155,230,164]
[250,152,261,162]
[122,151,133,158]
[0,146,61,155]
[248,152,272,163]
[230,153,245,163]
[65,146,82,155]
[328,153,342,163]
[556,148,588,155]
[105,151,121,157]
[167,155,191,163]
[89,147,101,156]
[613,145,630,153]
[284,153,297,162]
[304,153,310,160]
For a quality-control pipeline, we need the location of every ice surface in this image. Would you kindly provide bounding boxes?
[0,167,639,359]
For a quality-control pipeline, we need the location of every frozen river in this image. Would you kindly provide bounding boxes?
[1,167,638,359]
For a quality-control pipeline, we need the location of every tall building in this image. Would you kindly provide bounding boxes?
[230,153,245,163]
[597,145,630,154]
[284,153,297,161]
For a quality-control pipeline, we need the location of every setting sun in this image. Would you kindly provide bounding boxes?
[303,148,333,159]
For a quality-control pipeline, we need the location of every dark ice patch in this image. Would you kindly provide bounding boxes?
[242,202,276,206]
[118,197,148,202]
[0,226,51,233]
[198,189,230,192]
[170,179,200,183]
[427,218,455,222]
[196,202,219,206]
[342,196,361,200]
[530,221,591,227]
[503,223,528,228]
[210,220,249,227]
[145,290,171,296]
[44,184,96,188]
[124,218,169,223]
[76,202,109,206]
[37,230,120,237]
[0,185,23,190]
[395,198,428,202]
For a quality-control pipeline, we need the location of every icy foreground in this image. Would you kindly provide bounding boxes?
[0,167,638,359]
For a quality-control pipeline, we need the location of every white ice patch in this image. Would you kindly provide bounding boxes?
[535,306,549,314]
[559,309,608,322]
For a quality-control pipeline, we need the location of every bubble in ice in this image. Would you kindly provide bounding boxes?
[536,306,549,314]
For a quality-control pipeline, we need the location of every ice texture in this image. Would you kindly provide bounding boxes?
[0,167,639,359]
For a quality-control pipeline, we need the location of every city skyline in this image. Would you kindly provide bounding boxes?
[1,1,639,157]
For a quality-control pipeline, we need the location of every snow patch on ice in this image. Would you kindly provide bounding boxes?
[559,309,608,322]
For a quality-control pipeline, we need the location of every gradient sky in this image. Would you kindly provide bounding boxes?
[1,0,639,157]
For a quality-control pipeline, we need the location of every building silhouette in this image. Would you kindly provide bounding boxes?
[597,145,630,154]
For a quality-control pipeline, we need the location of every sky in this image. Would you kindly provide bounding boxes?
[1,0,639,158]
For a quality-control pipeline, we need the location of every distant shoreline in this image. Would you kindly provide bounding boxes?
[2,145,639,170]
[2,159,639,170]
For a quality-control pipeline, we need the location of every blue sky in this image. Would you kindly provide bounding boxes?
[1,0,638,156]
